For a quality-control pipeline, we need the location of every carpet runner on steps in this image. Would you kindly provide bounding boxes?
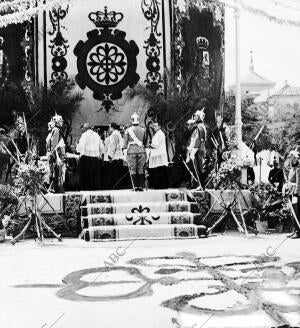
[81,201,199,216]
[81,212,201,227]
[12,189,253,239]
[80,189,202,241]
[82,224,199,241]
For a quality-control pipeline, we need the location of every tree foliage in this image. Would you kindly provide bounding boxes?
[223,94,300,155]
[129,75,217,156]
[29,80,83,152]
[223,95,273,151]
[0,82,28,127]
[0,80,83,154]
[267,102,300,154]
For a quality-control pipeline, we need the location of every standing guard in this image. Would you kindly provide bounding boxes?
[284,150,300,238]
[11,110,27,154]
[212,113,228,170]
[186,108,207,190]
[46,114,65,193]
[123,113,146,191]
[185,118,197,188]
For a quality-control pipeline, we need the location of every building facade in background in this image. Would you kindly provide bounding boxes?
[228,52,275,98]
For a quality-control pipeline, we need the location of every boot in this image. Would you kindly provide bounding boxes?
[131,174,138,191]
[137,174,145,191]
[290,230,300,239]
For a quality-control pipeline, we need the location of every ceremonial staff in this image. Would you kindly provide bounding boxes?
[178,154,198,185]
[249,125,265,166]
[283,166,300,231]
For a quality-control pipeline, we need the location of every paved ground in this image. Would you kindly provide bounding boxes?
[0,233,300,328]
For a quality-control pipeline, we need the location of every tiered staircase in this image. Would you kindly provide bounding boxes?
[80,189,203,241]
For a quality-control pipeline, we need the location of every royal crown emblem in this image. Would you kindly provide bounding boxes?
[196,36,209,50]
[74,7,139,112]
[88,6,124,28]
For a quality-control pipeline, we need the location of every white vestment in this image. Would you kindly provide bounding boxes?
[107,130,124,161]
[149,129,168,169]
[76,129,104,158]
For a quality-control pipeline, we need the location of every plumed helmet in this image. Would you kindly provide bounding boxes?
[52,113,63,123]
[288,150,300,158]
[194,107,205,119]
[131,112,140,125]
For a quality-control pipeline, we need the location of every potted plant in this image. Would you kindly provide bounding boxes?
[248,182,293,233]
[277,204,293,233]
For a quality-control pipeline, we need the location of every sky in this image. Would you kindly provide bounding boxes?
[224,0,300,89]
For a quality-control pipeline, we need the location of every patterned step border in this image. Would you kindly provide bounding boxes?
[81,211,203,228]
[81,202,199,216]
[80,224,200,241]
[82,189,187,205]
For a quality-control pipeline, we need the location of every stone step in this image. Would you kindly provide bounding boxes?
[82,189,187,205]
[80,224,201,241]
[81,211,203,228]
[81,202,199,216]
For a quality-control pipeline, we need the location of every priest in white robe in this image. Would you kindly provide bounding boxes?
[149,122,169,189]
[76,123,104,190]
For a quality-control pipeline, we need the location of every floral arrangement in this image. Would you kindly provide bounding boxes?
[249,182,281,205]
[0,184,18,210]
[209,158,242,190]
[248,182,293,231]
[0,184,18,229]
[15,162,46,196]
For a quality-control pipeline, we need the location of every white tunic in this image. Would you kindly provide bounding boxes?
[149,129,168,169]
[107,130,124,161]
[76,129,104,158]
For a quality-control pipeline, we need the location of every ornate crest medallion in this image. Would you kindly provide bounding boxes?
[74,6,140,112]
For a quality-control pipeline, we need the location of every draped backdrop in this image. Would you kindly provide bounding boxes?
[0,0,224,138]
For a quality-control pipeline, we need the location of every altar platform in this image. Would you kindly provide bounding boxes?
[10,189,255,241]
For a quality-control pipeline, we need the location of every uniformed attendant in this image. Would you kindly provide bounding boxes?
[102,130,112,190]
[11,110,27,154]
[284,150,300,238]
[268,161,284,192]
[185,118,197,188]
[186,108,207,189]
[123,113,146,191]
[107,123,124,189]
[46,115,65,193]
[212,113,228,170]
